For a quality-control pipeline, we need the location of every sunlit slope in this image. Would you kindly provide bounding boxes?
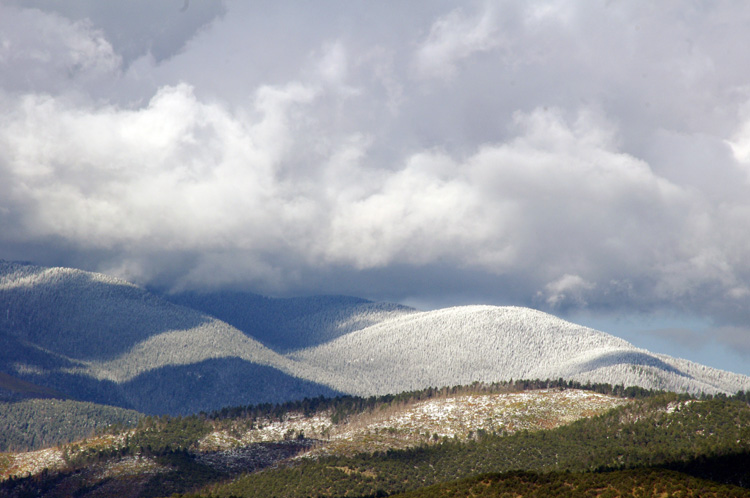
[0,261,339,414]
[292,306,750,396]
[3,261,749,416]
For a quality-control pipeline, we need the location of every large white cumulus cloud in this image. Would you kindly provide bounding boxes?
[3,0,750,360]
[2,85,748,316]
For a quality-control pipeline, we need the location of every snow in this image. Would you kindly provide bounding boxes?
[195,389,629,459]
[291,306,750,396]
[361,389,628,439]
[4,447,65,478]
[3,261,750,413]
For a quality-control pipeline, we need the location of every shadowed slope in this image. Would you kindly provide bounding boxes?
[119,358,342,415]
[164,290,416,351]
[0,371,64,401]
[0,261,214,360]
[0,262,339,414]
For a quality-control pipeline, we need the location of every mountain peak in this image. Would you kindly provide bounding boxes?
[1,263,749,416]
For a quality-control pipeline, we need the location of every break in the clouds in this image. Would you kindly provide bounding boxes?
[2,1,750,367]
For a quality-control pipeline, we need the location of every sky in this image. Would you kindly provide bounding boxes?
[2,1,750,376]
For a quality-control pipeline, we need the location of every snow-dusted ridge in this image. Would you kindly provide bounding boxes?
[162,290,418,351]
[195,389,629,458]
[1,261,749,415]
[291,305,750,396]
[0,261,341,414]
[0,261,290,381]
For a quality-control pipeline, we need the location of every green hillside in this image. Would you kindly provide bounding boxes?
[0,398,142,452]
[391,469,750,498]
[207,393,750,497]
[0,384,748,497]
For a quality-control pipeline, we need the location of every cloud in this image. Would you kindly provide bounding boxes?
[2,0,750,371]
[726,100,750,182]
[0,4,121,95]
[0,82,321,250]
[316,41,350,88]
[540,274,595,308]
[413,4,501,80]
[1,90,733,321]
[4,0,224,65]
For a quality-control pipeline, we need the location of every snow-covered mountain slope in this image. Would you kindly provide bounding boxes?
[163,291,416,351]
[3,261,749,415]
[291,306,750,396]
[0,261,340,414]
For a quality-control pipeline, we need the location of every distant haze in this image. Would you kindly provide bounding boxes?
[1,2,750,374]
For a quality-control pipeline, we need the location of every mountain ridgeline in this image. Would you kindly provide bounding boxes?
[1,260,749,416]
[5,389,749,498]
[163,290,416,352]
[0,261,341,415]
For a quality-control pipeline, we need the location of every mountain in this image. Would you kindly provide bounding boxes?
[162,290,415,351]
[0,371,64,401]
[1,261,749,417]
[292,305,750,396]
[0,261,340,415]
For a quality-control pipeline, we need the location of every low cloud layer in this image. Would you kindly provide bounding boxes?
[2,1,750,367]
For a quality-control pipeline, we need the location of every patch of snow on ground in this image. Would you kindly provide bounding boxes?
[199,413,333,451]
[4,447,64,478]
[364,389,628,438]
[94,455,164,480]
[0,432,132,480]
[199,389,628,458]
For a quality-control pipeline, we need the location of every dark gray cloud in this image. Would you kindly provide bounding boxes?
[2,1,750,372]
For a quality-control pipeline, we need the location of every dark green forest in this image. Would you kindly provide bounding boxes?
[200,393,750,498]
[1,383,749,498]
[391,469,750,498]
[0,398,142,452]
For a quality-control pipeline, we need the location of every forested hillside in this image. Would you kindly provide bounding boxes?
[0,399,141,452]
[391,469,750,498]
[205,392,750,498]
[3,384,748,498]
